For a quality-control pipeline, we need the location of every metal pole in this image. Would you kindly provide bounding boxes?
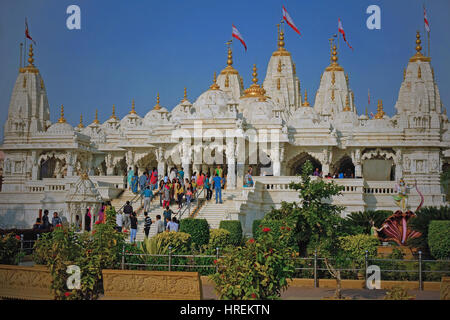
[216,247,220,273]
[168,246,172,272]
[365,250,369,285]
[418,251,423,291]
[121,244,125,270]
[314,249,318,288]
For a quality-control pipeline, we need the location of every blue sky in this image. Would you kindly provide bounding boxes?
[1,0,449,140]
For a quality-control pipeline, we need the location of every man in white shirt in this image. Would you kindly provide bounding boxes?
[155,214,165,234]
[116,212,123,232]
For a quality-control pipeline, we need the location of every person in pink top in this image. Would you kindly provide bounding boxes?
[197,171,204,188]
[150,167,158,190]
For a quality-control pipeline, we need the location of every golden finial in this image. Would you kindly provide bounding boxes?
[221,41,238,75]
[239,76,244,89]
[129,99,137,114]
[23,76,27,88]
[418,66,422,79]
[410,31,431,62]
[326,44,343,71]
[227,42,233,66]
[110,104,117,120]
[277,78,281,90]
[345,73,349,86]
[374,100,386,119]
[209,72,220,90]
[93,109,100,124]
[293,63,296,75]
[78,113,84,128]
[331,89,335,102]
[58,104,66,123]
[302,89,310,107]
[343,94,351,111]
[225,74,230,88]
[273,23,290,56]
[241,64,267,101]
[277,59,282,73]
[40,77,44,89]
[331,72,336,85]
[403,68,406,80]
[252,65,258,85]
[28,44,34,66]
[154,93,162,110]
[181,87,188,102]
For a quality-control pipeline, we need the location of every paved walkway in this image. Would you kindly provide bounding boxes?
[202,284,440,300]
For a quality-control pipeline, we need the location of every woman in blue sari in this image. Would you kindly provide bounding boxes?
[131,173,139,194]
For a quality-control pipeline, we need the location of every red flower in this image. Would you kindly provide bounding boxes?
[64,292,71,297]
[258,225,262,228]
[286,227,291,231]
[15,235,21,240]
[269,248,273,254]
[95,220,101,225]
[92,230,96,235]
[55,224,62,228]
[262,227,271,233]
[213,260,218,264]
[249,238,255,244]
[251,293,257,299]
[280,227,285,230]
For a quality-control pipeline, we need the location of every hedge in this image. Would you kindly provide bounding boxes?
[209,229,231,250]
[428,220,450,260]
[252,219,262,236]
[179,218,210,247]
[219,220,243,246]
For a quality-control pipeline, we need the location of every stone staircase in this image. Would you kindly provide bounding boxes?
[192,189,240,229]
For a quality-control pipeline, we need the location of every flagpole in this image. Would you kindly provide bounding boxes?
[19,43,23,69]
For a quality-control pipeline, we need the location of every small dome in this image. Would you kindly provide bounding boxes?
[171,100,193,122]
[47,121,74,133]
[241,97,277,122]
[192,89,230,118]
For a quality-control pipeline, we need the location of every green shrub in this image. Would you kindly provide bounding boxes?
[408,206,450,255]
[179,218,210,248]
[428,220,450,260]
[219,220,243,246]
[210,226,296,300]
[384,286,415,300]
[208,229,231,250]
[0,233,22,265]
[338,234,380,270]
[252,219,262,236]
[253,219,297,250]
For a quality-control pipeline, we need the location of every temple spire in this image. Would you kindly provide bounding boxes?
[27,44,35,66]
[93,109,100,124]
[209,72,220,90]
[302,89,310,107]
[374,100,386,119]
[129,99,137,114]
[58,104,66,123]
[78,113,84,128]
[181,87,188,102]
[241,64,267,101]
[153,93,162,110]
[325,44,343,72]
[343,93,351,111]
[110,104,117,120]
[410,31,431,62]
[273,23,290,56]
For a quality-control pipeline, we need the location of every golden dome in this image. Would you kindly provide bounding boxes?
[272,24,291,57]
[20,44,38,74]
[325,44,344,72]
[220,44,239,75]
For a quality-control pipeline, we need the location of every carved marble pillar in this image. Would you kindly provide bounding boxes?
[106,153,115,176]
[321,148,331,177]
[181,142,191,181]
[351,148,362,178]
[394,148,403,181]
[125,150,135,172]
[66,151,77,177]
[226,138,236,188]
[155,147,166,180]
[31,151,39,180]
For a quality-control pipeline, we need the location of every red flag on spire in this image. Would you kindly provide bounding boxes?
[232,25,247,51]
[282,6,301,36]
[424,6,430,33]
[25,18,36,45]
[338,18,352,50]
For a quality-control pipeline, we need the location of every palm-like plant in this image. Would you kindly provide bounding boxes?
[342,210,392,235]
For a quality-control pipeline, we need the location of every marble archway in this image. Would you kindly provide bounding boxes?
[332,155,355,178]
[286,152,322,176]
